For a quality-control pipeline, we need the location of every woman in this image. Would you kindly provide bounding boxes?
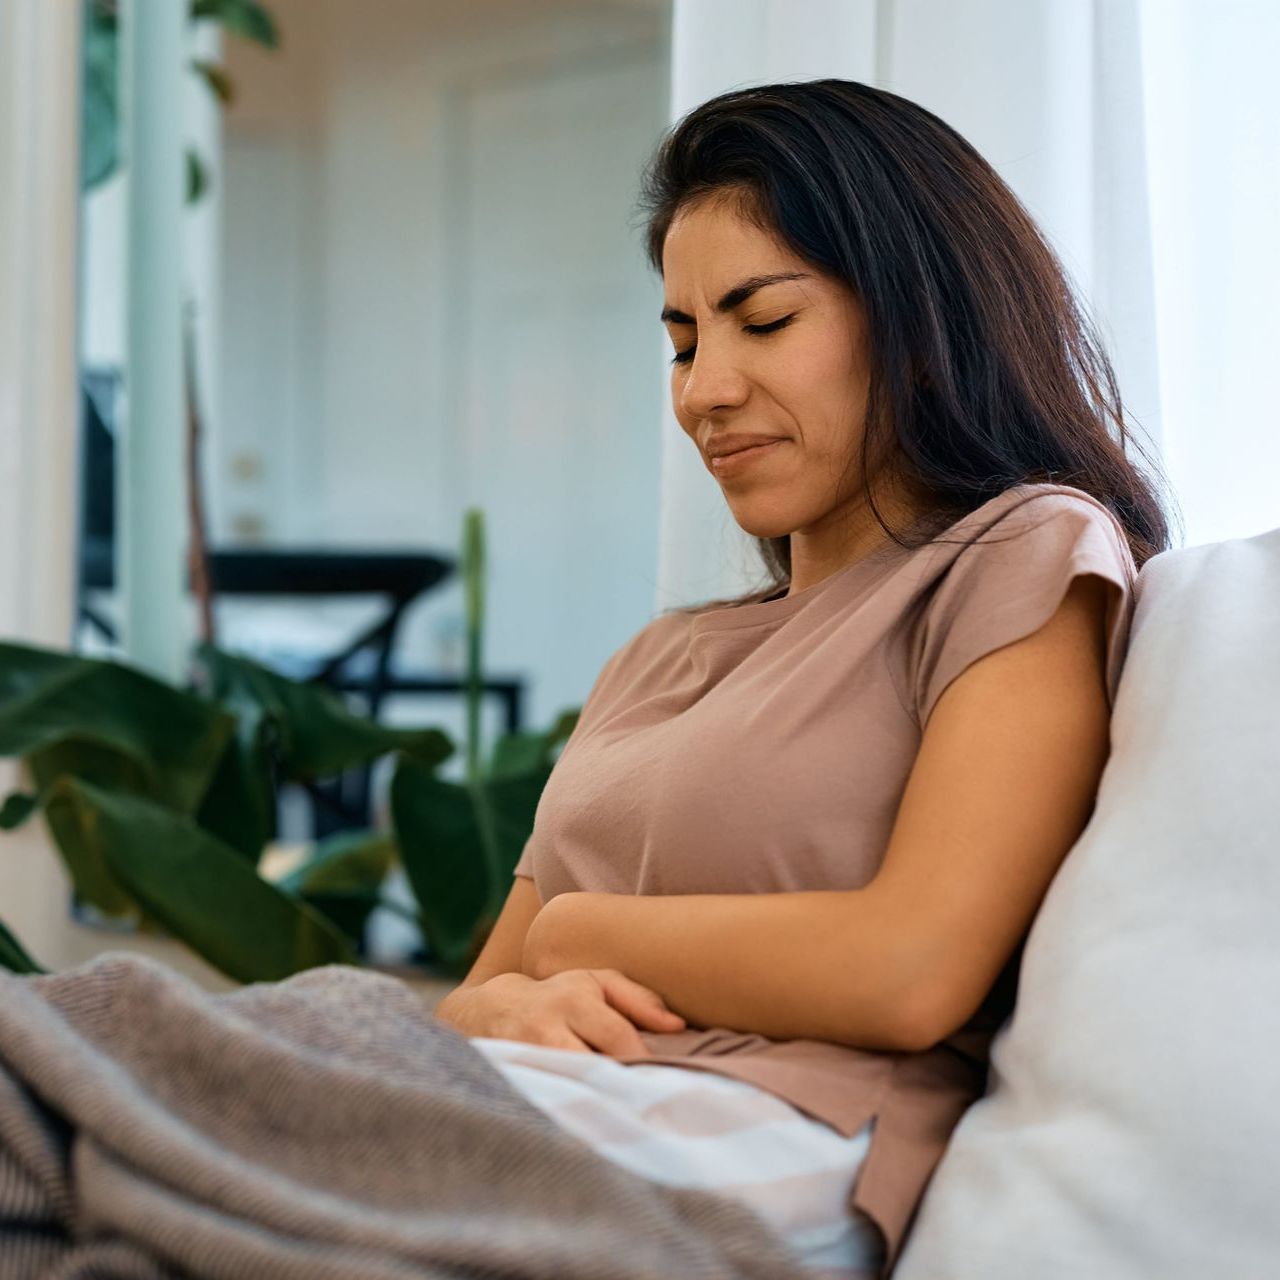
[435,78,1177,1279]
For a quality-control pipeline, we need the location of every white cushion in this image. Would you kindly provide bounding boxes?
[894,526,1280,1279]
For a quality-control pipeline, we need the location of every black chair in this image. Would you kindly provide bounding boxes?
[76,368,525,836]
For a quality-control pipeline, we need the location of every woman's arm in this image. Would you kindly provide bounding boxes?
[523,885,915,1049]
[524,574,1116,1054]
[434,874,542,1025]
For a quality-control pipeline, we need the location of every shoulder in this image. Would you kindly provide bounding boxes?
[573,610,686,723]
[906,483,1136,608]
[907,484,1138,728]
[607,609,689,671]
[938,483,1132,564]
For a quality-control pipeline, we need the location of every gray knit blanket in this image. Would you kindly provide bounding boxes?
[0,951,818,1280]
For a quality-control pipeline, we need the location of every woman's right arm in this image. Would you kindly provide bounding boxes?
[432,876,688,1052]
[432,874,543,1026]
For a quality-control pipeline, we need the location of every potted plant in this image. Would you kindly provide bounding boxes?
[0,508,579,982]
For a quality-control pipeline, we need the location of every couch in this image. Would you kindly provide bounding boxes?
[894,525,1280,1278]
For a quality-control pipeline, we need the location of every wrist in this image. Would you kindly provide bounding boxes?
[434,972,533,1033]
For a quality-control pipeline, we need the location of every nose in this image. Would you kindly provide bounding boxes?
[677,334,750,421]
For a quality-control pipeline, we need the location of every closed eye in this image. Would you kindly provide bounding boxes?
[669,314,796,366]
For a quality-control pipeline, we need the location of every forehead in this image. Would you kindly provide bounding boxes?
[661,194,799,283]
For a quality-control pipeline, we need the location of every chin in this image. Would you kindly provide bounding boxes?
[724,500,800,540]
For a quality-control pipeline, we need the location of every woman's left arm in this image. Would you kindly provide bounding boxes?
[523,574,1116,1054]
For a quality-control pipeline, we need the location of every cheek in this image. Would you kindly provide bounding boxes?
[670,374,695,429]
[790,327,854,384]
[788,338,867,420]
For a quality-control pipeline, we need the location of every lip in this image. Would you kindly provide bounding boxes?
[708,439,786,476]
[705,434,788,459]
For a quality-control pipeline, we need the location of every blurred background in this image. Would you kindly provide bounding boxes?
[75,0,672,774]
[1,0,1277,981]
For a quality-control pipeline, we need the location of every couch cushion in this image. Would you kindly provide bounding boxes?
[894,526,1280,1279]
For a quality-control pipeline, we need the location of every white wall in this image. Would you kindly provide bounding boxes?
[217,0,671,758]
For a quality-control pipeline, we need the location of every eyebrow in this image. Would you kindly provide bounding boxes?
[660,272,811,324]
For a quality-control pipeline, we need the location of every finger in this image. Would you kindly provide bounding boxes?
[529,1027,595,1053]
[568,1000,652,1057]
[593,971,687,1030]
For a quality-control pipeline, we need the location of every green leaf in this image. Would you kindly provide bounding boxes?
[45,778,355,983]
[389,763,488,974]
[487,708,579,779]
[390,756,552,976]
[192,713,274,864]
[81,1,120,191]
[277,829,397,897]
[41,770,138,919]
[192,648,283,863]
[186,148,209,204]
[462,508,485,782]
[0,918,45,975]
[190,58,234,104]
[276,829,398,947]
[0,792,38,831]
[82,1,277,197]
[25,737,152,813]
[190,0,281,48]
[0,640,237,817]
[194,643,454,782]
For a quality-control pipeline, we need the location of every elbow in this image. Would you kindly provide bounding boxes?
[867,911,993,1053]
[877,961,963,1054]
[520,908,555,980]
[887,972,990,1053]
[832,976,947,1054]
[521,891,581,980]
[888,997,949,1053]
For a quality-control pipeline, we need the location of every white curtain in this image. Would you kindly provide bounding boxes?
[1139,0,1280,548]
[657,0,1278,613]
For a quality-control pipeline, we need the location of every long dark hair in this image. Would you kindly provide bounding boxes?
[633,78,1180,612]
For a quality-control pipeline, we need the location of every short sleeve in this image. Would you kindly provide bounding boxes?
[912,494,1137,731]
[510,639,630,881]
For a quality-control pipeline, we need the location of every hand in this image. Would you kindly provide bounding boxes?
[435,968,687,1055]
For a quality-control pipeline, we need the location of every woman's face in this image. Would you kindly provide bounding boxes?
[660,192,881,544]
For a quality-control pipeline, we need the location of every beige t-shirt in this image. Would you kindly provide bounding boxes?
[512,482,1138,1275]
